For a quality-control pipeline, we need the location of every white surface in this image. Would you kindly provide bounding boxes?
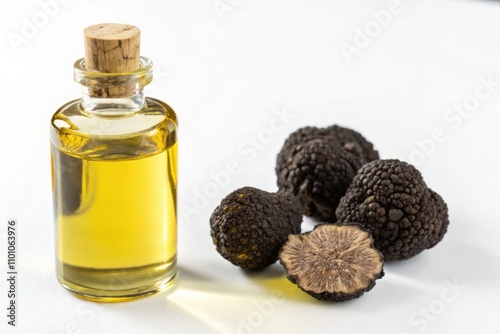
[1,0,500,333]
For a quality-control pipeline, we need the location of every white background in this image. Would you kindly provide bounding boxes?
[1,0,500,333]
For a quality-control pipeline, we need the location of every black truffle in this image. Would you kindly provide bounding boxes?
[279,224,384,302]
[276,125,379,222]
[210,187,302,270]
[276,125,379,174]
[336,159,449,261]
[277,139,364,222]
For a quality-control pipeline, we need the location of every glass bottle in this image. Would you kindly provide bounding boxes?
[50,24,177,302]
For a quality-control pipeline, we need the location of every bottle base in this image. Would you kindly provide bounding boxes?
[57,258,177,302]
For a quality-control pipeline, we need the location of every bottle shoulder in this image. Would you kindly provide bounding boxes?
[51,97,177,136]
[51,97,177,159]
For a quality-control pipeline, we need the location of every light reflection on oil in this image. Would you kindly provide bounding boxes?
[165,265,318,333]
[241,265,318,303]
[167,288,236,333]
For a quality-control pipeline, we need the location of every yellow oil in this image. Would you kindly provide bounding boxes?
[51,98,177,302]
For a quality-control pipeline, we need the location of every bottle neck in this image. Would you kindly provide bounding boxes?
[80,87,146,115]
[73,56,153,115]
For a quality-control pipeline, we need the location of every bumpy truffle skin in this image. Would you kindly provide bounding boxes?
[276,125,379,222]
[277,139,363,222]
[276,125,379,175]
[336,159,449,261]
[210,187,303,270]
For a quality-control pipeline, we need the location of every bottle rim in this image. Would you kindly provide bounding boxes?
[73,56,153,89]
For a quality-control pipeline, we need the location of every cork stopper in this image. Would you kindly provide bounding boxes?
[84,23,141,73]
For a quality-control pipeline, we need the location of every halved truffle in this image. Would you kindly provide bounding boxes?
[279,224,384,301]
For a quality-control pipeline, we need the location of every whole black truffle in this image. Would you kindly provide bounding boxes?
[279,224,384,302]
[336,159,449,261]
[276,125,379,174]
[210,187,302,270]
[276,125,379,222]
[277,139,363,222]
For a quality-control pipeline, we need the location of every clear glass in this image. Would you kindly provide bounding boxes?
[50,57,178,302]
